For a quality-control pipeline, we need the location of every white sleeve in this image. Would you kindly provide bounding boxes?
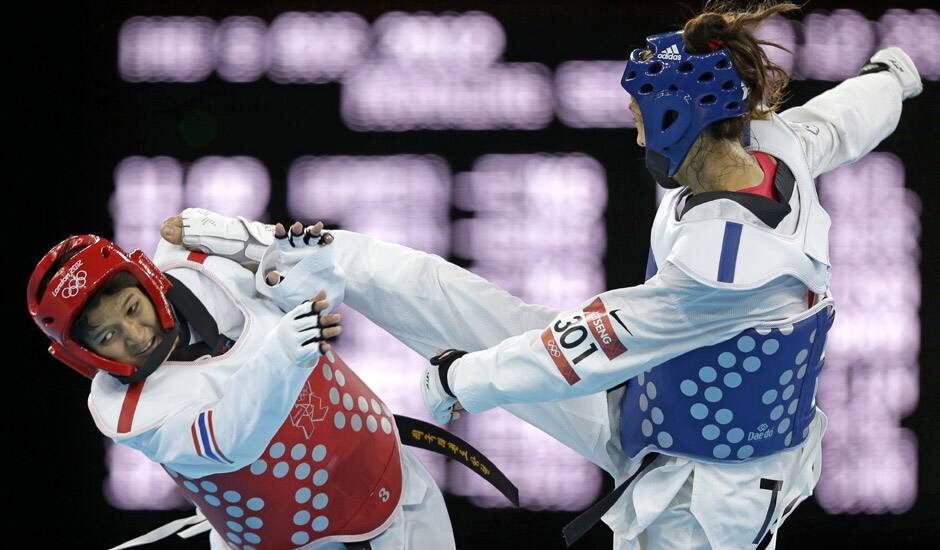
[329,230,560,358]
[451,263,808,413]
[255,240,346,316]
[780,72,904,178]
[115,332,312,478]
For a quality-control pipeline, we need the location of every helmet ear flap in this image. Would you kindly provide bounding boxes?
[647,92,693,149]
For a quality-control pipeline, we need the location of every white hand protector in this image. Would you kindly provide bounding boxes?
[256,230,345,314]
[864,47,922,100]
[266,300,325,368]
[180,208,275,265]
[421,350,466,424]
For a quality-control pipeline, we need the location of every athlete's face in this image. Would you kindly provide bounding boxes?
[83,287,164,367]
[630,98,646,147]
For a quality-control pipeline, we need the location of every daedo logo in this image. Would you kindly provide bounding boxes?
[748,423,774,442]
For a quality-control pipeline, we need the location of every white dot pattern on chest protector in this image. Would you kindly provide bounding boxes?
[621,307,832,462]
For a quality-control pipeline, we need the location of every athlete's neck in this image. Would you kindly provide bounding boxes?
[674,136,764,195]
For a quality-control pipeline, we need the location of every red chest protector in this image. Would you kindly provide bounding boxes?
[167,352,402,549]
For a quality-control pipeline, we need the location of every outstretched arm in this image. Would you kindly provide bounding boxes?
[163,210,559,358]
[781,47,921,178]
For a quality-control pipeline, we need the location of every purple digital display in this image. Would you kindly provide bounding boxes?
[816,153,920,514]
[877,9,940,81]
[119,17,214,83]
[555,61,636,128]
[186,156,270,219]
[373,11,505,68]
[798,10,876,81]
[104,441,186,510]
[111,156,270,258]
[267,12,370,84]
[340,11,552,131]
[215,17,268,83]
[450,154,606,508]
[288,155,452,254]
[111,156,185,255]
[341,62,554,131]
[118,9,939,108]
[755,15,797,74]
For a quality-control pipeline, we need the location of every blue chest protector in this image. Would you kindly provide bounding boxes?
[620,256,834,462]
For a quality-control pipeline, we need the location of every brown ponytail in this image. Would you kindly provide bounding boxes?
[683,1,801,140]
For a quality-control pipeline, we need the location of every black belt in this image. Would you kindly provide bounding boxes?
[344,416,520,550]
[562,452,659,547]
[394,415,519,506]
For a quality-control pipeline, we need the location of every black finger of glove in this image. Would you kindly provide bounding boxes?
[302,229,333,246]
[301,333,325,347]
[294,300,318,320]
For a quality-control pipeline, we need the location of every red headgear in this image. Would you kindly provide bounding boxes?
[26,235,175,379]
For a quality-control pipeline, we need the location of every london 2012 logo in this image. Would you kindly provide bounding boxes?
[53,260,87,299]
[290,381,329,439]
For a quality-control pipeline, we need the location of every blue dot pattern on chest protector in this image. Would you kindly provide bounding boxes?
[620,304,834,462]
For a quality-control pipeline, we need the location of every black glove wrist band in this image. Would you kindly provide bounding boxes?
[430,349,467,398]
[858,61,889,76]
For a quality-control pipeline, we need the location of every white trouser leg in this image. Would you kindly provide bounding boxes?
[367,448,456,550]
[208,528,230,549]
[612,474,709,550]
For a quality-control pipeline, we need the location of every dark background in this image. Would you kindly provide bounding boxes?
[13,1,939,548]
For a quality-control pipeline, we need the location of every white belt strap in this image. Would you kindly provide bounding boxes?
[109,509,207,549]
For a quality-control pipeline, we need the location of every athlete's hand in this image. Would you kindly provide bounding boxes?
[422,349,466,424]
[861,47,922,100]
[269,290,342,367]
[263,221,334,285]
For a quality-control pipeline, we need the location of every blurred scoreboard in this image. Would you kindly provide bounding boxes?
[105,8,935,515]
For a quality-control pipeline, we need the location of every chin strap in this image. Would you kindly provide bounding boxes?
[645,149,681,189]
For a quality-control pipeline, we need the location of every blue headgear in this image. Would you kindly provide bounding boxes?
[621,31,748,188]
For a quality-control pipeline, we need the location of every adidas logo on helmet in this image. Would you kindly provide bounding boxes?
[657,44,682,61]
